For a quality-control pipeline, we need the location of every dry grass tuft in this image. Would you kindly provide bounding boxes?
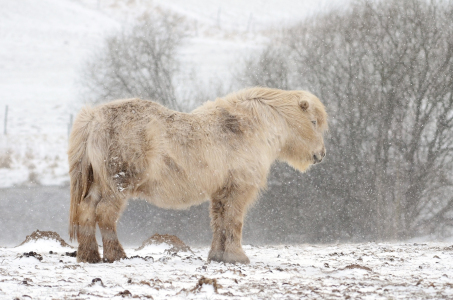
[0,151,12,168]
[17,230,73,248]
[191,276,220,293]
[136,233,192,253]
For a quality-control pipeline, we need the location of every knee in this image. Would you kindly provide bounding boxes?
[96,198,127,223]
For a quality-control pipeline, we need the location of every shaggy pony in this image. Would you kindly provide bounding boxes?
[68,87,328,264]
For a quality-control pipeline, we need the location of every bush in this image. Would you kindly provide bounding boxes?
[80,12,186,110]
[239,0,453,241]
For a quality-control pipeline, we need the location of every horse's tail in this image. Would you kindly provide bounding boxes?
[68,106,96,241]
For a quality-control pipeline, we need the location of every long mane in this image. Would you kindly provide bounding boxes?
[219,87,328,130]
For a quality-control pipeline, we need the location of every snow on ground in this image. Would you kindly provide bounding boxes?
[1,233,453,299]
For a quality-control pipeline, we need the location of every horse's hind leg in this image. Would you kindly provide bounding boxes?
[95,194,127,262]
[76,185,101,263]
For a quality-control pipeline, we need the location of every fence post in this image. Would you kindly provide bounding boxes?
[4,105,8,135]
[68,114,73,138]
[217,7,221,28]
[247,13,253,32]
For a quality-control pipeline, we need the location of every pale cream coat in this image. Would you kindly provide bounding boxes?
[68,87,328,264]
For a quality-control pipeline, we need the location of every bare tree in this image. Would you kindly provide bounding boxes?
[80,12,186,110]
[235,45,291,90]
[239,0,453,241]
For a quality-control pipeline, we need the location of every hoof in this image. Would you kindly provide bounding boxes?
[207,249,224,263]
[103,256,126,263]
[77,249,101,263]
[103,245,127,263]
[223,251,250,264]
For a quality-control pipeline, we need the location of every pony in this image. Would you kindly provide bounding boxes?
[68,87,328,264]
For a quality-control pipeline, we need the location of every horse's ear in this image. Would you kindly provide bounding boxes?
[299,99,309,111]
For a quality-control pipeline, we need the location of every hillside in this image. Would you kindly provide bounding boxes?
[0,0,118,187]
[0,0,347,187]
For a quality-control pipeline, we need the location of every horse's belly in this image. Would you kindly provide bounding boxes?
[138,182,209,210]
[147,194,209,209]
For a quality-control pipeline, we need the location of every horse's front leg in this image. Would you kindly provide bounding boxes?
[208,198,226,262]
[209,184,258,264]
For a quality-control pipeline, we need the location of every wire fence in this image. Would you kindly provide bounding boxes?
[1,105,73,138]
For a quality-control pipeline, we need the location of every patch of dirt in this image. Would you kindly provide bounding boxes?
[191,276,220,293]
[89,278,105,287]
[115,290,132,297]
[342,264,372,272]
[63,265,82,270]
[64,251,77,257]
[124,255,154,262]
[17,230,72,248]
[136,233,192,253]
[178,276,221,295]
[20,251,43,261]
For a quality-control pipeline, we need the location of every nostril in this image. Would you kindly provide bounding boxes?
[313,153,324,164]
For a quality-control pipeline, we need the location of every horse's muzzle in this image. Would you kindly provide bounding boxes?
[313,155,323,164]
[313,150,326,164]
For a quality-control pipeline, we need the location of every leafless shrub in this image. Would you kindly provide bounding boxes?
[28,171,40,185]
[80,12,186,110]
[0,150,12,169]
[181,76,230,111]
[240,0,453,241]
[235,45,291,90]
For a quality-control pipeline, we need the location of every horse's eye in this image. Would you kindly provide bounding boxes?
[311,120,317,126]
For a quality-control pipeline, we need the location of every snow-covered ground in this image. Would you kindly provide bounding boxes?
[1,232,453,299]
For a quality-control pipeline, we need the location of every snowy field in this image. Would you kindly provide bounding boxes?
[0,0,348,188]
[1,232,453,299]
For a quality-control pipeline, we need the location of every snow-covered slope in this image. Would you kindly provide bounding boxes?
[0,0,119,124]
[0,0,119,187]
[78,0,347,31]
[0,0,350,187]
